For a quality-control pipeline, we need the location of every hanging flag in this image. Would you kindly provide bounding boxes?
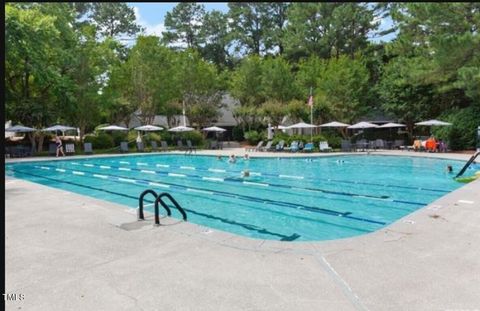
[307,95,313,107]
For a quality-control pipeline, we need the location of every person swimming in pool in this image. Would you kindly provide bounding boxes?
[217,155,223,161]
[242,170,250,178]
[446,165,453,173]
[243,154,249,160]
[228,154,236,163]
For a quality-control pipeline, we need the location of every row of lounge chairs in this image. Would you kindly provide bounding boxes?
[341,139,403,152]
[44,140,197,156]
[247,140,333,153]
[131,140,196,153]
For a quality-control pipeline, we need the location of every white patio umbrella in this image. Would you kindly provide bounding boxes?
[134,125,164,131]
[42,124,77,132]
[319,121,351,128]
[98,125,129,131]
[5,125,37,132]
[348,121,379,141]
[287,122,318,129]
[202,126,226,132]
[379,123,407,141]
[287,122,318,138]
[275,125,288,130]
[379,122,406,128]
[415,119,452,126]
[415,119,452,136]
[168,125,194,132]
[347,121,379,129]
[319,121,351,139]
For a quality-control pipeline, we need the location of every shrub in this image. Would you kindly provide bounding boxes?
[271,132,290,145]
[143,132,162,144]
[180,130,204,146]
[244,130,262,145]
[111,131,128,146]
[84,133,114,149]
[433,106,480,150]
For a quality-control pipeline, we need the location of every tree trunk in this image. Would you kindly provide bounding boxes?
[37,133,45,153]
[80,125,86,149]
[27,132,36,153]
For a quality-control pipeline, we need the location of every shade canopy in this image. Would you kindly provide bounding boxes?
[287,122,318,129]
[168,125,194,132]
[42,124,77,132]
[347,121,379,129]
[202,126,226,132]
[134,125,164,131]
[98,125,129,131]
[5,125,37,132]
[415,119,452,126]
[319,121,351,128]
[379,122,406,128]
[275,125,288,130]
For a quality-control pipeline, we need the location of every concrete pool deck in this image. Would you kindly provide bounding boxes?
[5,150,480,310]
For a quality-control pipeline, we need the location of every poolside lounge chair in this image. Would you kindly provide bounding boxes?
[302,143,314,152]
[260,141,273,152]
[375,139,385,150]
[246,141,264,152]
[48,143,57,156]
[319,141,332,152]
[355,139,368,152]
[393,139,404,150]
[84,142,93,155]
[186,140,197,153]
[120,142,129,153]
[341,140,352,152]
[210,140,218,149]
[298,141,304,151]
[137,142,145,152]
[151,141,158,152]
[177,140,186,151]
[10,145,32,158]
[275,140,285,152]
[286,141,299,152]
[65,143,75,155]
[160,141,168,152]
[218,141,223,150]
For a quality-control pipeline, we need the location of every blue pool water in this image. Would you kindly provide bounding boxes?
[5,154,467,241]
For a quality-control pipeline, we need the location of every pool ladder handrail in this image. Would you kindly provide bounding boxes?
[455,151,480,178]
[138,189,187,225]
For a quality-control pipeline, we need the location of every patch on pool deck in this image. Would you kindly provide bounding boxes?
[457,200,475,204]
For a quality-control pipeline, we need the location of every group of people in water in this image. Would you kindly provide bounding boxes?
[216,153,251,177]
[216,153,249,163]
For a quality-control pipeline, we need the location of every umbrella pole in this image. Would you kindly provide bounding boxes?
[310,87,313,143]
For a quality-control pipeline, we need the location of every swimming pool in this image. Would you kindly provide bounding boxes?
[5,154,466,241]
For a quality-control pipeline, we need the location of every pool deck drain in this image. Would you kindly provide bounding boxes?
[5,150,480,310]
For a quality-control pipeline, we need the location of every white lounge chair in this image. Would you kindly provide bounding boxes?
[65,143,75,155]
[319,141,332,152]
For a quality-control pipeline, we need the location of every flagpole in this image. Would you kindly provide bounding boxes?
[310,86,313,143]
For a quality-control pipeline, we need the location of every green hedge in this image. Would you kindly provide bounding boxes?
[432,106,480,150]
[244,130,266,145]
[180,130,204,146]
[84,133,114,149]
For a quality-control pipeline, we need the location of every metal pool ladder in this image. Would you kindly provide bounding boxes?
[455,151,480,178]
[138,189,187,225]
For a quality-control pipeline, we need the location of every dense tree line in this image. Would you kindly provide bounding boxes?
[5,2,480,150]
